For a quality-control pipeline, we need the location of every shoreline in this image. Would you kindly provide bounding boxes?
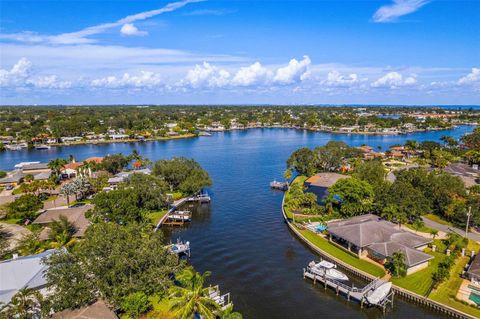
[4,124,474,152]
[280,183,477,319]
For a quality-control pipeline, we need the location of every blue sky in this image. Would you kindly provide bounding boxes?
[0,0,479,105]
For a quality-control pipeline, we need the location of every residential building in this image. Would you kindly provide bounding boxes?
[33,205,93,240]
[304,172,350,199]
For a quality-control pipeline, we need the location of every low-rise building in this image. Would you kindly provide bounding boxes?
[304,173,350,199]
[467,253,480,284]
[33,205,93,240]
[327,214,433,274]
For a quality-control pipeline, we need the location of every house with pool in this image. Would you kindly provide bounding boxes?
[326,214,433,275]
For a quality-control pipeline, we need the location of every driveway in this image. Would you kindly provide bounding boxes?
[422,216,480,243]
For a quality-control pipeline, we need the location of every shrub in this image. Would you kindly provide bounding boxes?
[121,292,152,317]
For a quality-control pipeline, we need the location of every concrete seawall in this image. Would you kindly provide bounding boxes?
[281,192,477,319]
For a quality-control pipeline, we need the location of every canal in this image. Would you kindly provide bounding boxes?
[0,126,475,318]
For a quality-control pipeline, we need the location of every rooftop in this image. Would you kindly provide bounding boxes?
[50,300,117,319]
[467,253,480,278]
[0,249,59,303]
[33,204,93,238]
[305,172,350,188]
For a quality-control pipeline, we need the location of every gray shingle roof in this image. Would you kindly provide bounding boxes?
[367,241,434,267]
[467,253,480,277]
[33,205,93,238]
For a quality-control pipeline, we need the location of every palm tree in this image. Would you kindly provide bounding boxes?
[430,229,439,240]
[169,269,220,319]
[17,232,43,256]
[220,305,243,319]
[60,182,75,206]
[49,215,76,245]
[5,287,43,319]
[48,158,68,177]
[283,168,292,183]
[389,251,407,277]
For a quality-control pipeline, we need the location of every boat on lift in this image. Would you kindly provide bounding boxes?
[308,260,349,281]
[366,282,392,305]
[35,144,51,150]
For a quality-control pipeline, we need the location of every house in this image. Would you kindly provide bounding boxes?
[62,162,84,178]
[33,205,93,240]
[0,249,59,304]
[466,253,480,284]
[0,163,52,186]
[304,173,351,199]
[327,214,433,274]
[50,300,118,319]
[107,169,151,189]
[21,163,50,175]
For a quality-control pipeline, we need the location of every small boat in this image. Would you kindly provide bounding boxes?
[366,282,392,305]
[169,211,192,221]
[270,180,288,191]
[166,240,190,255]
[35,144,51,150]
[6,145,23,151]
[308,260,349,281]
[14,161,40,168]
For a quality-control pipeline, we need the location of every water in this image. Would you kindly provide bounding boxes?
[0,126,475,318]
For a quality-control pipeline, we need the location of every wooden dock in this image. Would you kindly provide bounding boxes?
[303,266,394,313]
[154,191,211,231]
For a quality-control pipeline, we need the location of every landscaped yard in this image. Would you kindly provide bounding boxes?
[297,228,385,278]
[405,222,436,234]
[147,210,168,225]
[424,213,453,227]
[283,175,307,219]
[392,250,445,296]
[429,254,480,318]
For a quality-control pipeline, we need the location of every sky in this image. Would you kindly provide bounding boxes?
[0,0,479,105]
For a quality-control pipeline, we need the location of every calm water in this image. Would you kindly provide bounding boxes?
[0,126,475,319]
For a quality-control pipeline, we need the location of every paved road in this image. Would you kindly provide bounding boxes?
[422,216,480,243]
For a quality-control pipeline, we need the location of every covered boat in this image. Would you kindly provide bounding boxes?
[366,282,392,305]
[308,260,349,281]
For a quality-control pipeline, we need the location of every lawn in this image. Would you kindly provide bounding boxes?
[405,222,436,234]
[147,210,168,225]
[424,213,453,227]
[429,254,480,318]
[392,250,445,296]
[297,228,385,278]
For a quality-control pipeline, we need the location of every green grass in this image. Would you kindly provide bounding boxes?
[297,228,385,278]
[424,214,453,227]
[147,210,168,225]
[0,218,21,224]
[392,250,445,296]
[429,254,480,318]
[405,222,436,234]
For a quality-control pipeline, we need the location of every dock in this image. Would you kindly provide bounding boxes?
[270,180,288,191]
[154,191,211,231]
[303,265,394,313]
[208,285,232,311]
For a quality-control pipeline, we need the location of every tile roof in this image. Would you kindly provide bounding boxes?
[305,173,350,188]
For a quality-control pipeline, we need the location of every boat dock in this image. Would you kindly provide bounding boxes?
[154,191,211,231]
[208,285,232,311]
[270,180,288,191]
[303,265,394,313]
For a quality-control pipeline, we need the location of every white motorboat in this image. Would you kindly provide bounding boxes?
[14,161,40,168]
[308,260,349,281]
[366,282,392,305]
[166,240,190,255]
[35,144,51,150]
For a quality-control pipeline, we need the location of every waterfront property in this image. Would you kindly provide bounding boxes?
[327,214,433,275]
[0,162,52,186]
[50,300,118,319]
[466,252,480,284]
[33,205,93,240]
[0,249,58,304]
[304,172,350,199]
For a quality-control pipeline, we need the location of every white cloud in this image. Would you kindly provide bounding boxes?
[232,62,272,86]
[0,58,71,89]
[273,56,311,84]
[184,9,236,16]
[0,0,202,44]
[28,75,72,89]
[371,71,417,88]
[90,71,163,89]
[373,0,429,23]
[120,23,147,37]
[183,62,230,88]
[458,68,480,85]
[323,70,364,87]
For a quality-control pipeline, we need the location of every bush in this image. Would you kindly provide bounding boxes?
[0,171,6,178]
[121,292,152,317]
[6,194,42,221]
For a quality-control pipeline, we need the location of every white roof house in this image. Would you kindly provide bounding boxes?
[0,249,58,303]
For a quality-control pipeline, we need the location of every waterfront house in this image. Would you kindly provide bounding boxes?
[467,253,480,284]
[304,173,351,200]
[33,205,93,240]
[50,300,118,319]
[0,163,51,186]
[0,249,59,304]
[107,169,151,189]
[327,214,433,274]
